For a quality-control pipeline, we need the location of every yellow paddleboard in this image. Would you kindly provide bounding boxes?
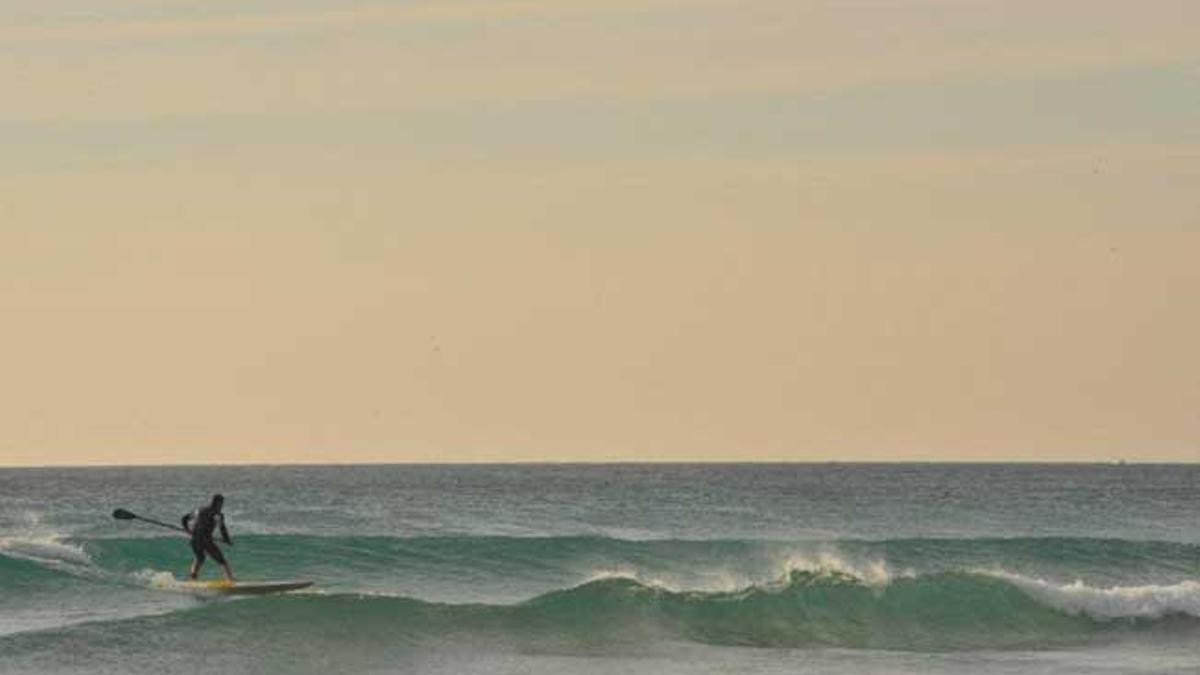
[174,579,313,595]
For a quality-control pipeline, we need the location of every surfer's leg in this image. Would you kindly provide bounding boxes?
[206,542,235,582]
[189,540,206,580]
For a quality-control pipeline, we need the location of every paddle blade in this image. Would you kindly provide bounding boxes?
[112,508,137,520]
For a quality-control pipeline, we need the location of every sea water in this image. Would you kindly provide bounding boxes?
[1,463,1197,674]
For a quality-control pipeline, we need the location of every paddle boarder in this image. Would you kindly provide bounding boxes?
[182,493,235,582]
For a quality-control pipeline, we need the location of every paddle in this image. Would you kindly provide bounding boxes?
[112,508,188,534]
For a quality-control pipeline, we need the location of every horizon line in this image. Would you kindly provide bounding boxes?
[1,458,1193,470]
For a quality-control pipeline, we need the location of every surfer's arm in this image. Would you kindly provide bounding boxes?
[219,516,232,545]
[181,513,192,533]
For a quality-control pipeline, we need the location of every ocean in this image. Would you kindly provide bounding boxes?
[1,463,1197,674]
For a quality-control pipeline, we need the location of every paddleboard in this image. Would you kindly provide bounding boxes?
[173,579,313,596]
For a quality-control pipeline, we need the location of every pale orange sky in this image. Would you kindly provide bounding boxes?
[2,1,1198,465]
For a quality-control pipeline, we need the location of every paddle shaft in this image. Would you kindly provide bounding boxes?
[125,512,189,534]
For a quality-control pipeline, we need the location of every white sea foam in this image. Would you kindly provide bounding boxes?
[776,549,898,587]
[983,569,1200,620]
[0,509,94,569]
[0,534,93,568]
[132,568,187,590]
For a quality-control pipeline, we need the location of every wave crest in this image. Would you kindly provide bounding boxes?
[986,570,1200,620]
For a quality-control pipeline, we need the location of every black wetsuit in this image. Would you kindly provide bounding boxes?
[182,505,230,566]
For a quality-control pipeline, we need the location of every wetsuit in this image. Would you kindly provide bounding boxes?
[182,505,230,566]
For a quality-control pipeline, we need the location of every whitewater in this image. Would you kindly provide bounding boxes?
[1,464,1198,674]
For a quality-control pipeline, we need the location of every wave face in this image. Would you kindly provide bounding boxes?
[73,533,1200,578]
[2,534,1198,660]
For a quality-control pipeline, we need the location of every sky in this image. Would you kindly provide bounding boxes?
[1,1,1198,465]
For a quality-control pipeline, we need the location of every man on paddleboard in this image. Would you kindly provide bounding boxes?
[182,494,235,581]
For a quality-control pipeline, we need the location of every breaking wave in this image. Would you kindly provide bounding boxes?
[1,534,1197,654]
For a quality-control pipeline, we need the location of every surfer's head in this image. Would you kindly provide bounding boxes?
[211,494,225,510]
